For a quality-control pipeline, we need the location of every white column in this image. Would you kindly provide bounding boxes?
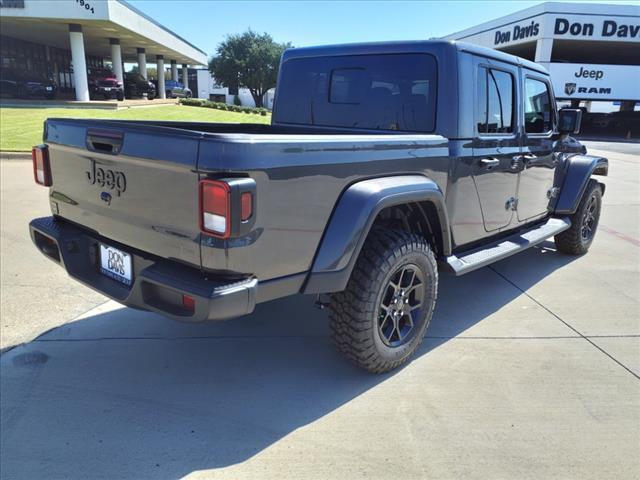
[182,64,189,89]
[534,38,553,63]
[171,60,178,81]
[137,48,147,79]
[69,24,89,101]
[110,38,124,86]
[156,55,166,99]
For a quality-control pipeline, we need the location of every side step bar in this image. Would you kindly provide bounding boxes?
[443,217,571,276]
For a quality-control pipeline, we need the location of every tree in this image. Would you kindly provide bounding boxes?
[128,65,157,79]
[209,30,291,108]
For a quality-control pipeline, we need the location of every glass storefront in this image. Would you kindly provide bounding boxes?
[0,35,104,93]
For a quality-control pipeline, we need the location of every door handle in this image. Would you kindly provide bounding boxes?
[522,153,538,167]
[86,129,123,155]
[480,158,500,169]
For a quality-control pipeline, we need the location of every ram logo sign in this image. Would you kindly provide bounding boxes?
[564,83,577,96]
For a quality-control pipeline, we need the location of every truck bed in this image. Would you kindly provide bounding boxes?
[44,118,450,293]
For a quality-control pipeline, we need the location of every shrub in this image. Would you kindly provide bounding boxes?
[233,95,242,106]
[179,97,270,116]
[180,98,205,107]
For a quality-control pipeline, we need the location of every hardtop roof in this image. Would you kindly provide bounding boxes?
[282,40,548,75]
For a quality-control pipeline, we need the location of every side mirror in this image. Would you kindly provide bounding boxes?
[558,108,582,135]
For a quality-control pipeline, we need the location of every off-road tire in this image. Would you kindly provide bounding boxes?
[555,179,603,255]
[329,230,438,373]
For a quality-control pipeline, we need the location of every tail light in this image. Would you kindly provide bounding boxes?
[241,192,253,221]
[32,145,52,186]
[200,180,231,238]
[182,294,195,312]
[199,178,256,239]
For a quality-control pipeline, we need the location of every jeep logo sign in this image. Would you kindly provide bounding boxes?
[575,67,604,81]
[550,63,639,100]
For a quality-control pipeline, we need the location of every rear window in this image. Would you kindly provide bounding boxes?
[274,53,437,132]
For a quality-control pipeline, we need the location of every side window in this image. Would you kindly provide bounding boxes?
[476,67,514,134]
[524,78,553,133]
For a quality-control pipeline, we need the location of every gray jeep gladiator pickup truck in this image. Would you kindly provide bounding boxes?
[30,41,607,372]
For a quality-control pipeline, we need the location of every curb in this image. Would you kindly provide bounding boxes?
[0,151,31,161]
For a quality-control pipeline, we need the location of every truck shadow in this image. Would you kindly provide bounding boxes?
[0,241,577,479]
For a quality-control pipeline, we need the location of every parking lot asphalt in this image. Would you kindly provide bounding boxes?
[1,142,638,479]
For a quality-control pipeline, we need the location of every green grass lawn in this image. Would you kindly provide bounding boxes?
[0,105,271,151]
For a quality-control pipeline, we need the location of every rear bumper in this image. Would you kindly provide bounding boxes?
[29,216,257,322]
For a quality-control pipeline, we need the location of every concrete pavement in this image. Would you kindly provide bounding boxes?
[0,142,638,479]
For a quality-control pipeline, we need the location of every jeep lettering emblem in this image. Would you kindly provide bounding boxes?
[564,83,576,96]
[87,160,126,196]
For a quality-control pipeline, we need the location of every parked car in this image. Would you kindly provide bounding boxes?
[165,79,192,98]
[606,110,639,135]
[0,68,57,99]
[29,41,607,373]
[87,68,124,101]
[124,72,156,100]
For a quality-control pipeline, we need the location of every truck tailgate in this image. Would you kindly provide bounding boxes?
[45,119,202,268]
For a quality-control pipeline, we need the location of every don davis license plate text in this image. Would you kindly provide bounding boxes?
[100,244,132,285]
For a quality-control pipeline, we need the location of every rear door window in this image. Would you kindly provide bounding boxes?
[275,53,437,132]
[476,67,514,134]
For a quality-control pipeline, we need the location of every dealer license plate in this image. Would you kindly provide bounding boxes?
[100,244,132,286]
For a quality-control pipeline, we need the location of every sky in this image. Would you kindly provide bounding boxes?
[126,0,637,58]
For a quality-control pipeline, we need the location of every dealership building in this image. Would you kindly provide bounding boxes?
[444,2,639,112]
[0,0,207,100]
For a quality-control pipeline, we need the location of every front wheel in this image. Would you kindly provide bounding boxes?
[329,230,438,373]
[555,179,603,255]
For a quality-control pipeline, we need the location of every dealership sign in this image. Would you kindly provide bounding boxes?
[553,17,640,39]
[487,14,640,47]
[549,63,640,100]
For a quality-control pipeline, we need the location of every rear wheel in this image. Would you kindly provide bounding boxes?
[555,179,603,255]
[329,230,438,373]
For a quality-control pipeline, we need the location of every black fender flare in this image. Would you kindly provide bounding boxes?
[303,175,450,294]
[554,154,608,215]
